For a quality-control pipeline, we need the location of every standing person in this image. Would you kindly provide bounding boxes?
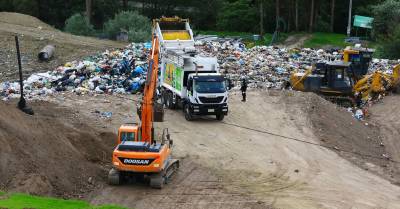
[240,78,247,102]
[120,56,130,75]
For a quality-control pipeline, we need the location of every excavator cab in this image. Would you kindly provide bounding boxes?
[117,125,138,144]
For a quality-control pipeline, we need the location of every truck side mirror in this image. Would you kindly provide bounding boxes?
[187,79,193,92]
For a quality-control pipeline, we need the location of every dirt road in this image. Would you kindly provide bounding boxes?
[45,91,400,209]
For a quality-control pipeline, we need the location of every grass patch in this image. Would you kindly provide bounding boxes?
[303,32,347,48]
[0,193,128,209]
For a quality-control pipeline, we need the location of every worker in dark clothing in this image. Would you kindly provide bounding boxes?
[120,56,131,75]
[240,78,247,102]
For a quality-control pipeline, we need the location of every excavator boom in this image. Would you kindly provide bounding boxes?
[141,35,160,143]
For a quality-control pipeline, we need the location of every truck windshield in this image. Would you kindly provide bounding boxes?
[120,132,135,141]
[195,81,226,93]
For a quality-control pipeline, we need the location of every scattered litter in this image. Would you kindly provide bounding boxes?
[101,111,113,118]
[1,37,398,110]
[354,109,364,120]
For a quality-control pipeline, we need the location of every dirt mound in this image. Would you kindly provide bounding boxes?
[0,12,124,82]
[281,91,390,179]
[368,94,400,184]
[0,101,116,197]
[0,12,54,30]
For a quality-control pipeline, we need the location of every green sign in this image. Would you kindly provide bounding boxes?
[353,15,374,29]
[174,67,182,91]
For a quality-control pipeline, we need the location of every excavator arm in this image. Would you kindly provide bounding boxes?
[141,35,160,144]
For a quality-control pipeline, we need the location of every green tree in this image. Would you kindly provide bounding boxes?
[217,0,258,32]
[64,13,96,36]
[372,0,400,39]
[372,0,400,58]
[377,27,400,59]
[104,11,151,42]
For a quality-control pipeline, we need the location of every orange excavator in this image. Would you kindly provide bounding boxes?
[108,33,179,188]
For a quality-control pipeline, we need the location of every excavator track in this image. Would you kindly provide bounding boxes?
[150,159,179,189]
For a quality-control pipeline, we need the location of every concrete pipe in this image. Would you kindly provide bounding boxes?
[38,45,55,61]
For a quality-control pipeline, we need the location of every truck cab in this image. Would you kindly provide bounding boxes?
[185,73,228,120]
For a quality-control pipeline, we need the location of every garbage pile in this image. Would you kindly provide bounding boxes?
[195,38,342,89]
[1,37,399,102]
[1,43,151,100]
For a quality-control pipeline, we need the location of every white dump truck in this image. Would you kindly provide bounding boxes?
[154,17,229,121]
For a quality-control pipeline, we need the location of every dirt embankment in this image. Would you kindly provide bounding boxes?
[368,94,400,185]
[281,92,393,182]
[0,12,125,82]
[0,101,116,198]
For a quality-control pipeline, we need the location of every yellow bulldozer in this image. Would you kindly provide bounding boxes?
[290,62,400,106]
[353,64,400,101]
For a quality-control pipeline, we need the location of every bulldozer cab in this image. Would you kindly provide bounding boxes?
[318,61,355,95]
[343,47,374,79]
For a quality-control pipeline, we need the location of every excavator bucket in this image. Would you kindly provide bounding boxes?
[136,102,164,122]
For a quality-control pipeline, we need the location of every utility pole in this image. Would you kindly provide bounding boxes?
[260,0,264,36]
[347,0,352,37]
[276,0,280,31]
[86,0,92,23]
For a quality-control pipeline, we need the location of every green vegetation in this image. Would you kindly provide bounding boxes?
[104,11,151,42]
[1,0,397,57]
[303,33,347,48]
[0,191,5,196]
[0,193,128,209]
[65,13,96,36]
[216,0,257,32]
[371,0,400,59]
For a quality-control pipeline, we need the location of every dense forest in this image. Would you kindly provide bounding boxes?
[0,0,383,33]
[1,0,399,58]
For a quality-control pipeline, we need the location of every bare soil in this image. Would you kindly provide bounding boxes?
[40,90,400,209]
[285,92,391,181]
[0,12,125,82]
[368,94,400,185]
[0,100,115,198]
[277,34,312,49]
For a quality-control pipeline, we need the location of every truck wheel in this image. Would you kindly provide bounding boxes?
[108,168,121,185]
[216,114,224,121]
[184,104,193,121]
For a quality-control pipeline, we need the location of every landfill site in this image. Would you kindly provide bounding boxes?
[1,12,400,209]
